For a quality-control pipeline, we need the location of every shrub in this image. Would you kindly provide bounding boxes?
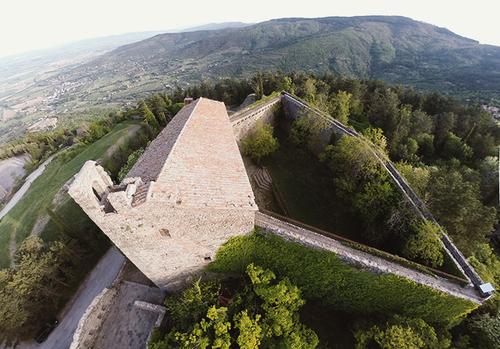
[242,123,279,164]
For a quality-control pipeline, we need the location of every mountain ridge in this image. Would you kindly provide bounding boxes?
[87,15,498,92]
[1,15,500,143]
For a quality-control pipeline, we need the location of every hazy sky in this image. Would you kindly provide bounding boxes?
[1,0,500,57]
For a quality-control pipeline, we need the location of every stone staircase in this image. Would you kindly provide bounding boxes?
[253,167,272,191]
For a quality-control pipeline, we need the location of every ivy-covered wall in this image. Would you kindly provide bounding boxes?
[208,231,478,324]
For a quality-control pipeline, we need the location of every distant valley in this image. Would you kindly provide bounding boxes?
[1,16,500,143]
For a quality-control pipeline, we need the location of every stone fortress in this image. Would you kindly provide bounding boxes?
[69,98,257,289]
[69,92,494,302]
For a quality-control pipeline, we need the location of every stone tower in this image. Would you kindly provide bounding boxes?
[69,98,257,290]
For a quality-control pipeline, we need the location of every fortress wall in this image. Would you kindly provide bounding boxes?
[231,97,281,143]
[255,212,482,303]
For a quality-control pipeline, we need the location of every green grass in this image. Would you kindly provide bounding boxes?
[0,121,138,267]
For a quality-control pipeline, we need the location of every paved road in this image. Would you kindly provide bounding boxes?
[15,247,125,349]
[0,155,55,221]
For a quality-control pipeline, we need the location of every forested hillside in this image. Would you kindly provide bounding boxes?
[76,16,500,103]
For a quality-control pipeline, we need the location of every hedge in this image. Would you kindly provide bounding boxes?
[207,231,478,325]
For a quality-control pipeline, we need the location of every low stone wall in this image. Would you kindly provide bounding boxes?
[230,97,281,143]
[70,287,118,349]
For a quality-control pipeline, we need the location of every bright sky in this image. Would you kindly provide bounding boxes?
[1,0,500,57]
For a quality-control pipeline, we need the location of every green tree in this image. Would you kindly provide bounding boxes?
[175,306,231,349]
[139,100,159,131]
[396,162,430,199]
[246,264,319,349]
[281,76,294,93]
[252,72,264,100]
[389,105,412,158]
[289,112,329,150]
[468,244,500,287]
[242,123,279,164]
[355,316,446,349]
[321,136,399,242]
[0,237,80,341]
[331,90,352,124]
[415,133,435,160]
[440,132,472,161]
[363,127,388,155]
[166,279,220,331]
[155,265,318,349]
[427,167,497,255]
[118,147,145,181]
[410,110,433,136]
[465,312,500,349]
[148,94,170,126]
[404,220,444,267]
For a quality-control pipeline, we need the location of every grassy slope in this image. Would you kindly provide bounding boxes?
[0,121,138,267]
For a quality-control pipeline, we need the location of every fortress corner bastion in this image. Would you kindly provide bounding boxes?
[69,98,257,290]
